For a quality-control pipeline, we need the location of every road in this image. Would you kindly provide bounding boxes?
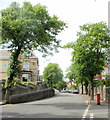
[1,92,109,119]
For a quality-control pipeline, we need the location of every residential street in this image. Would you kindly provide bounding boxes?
[1,92,109,119]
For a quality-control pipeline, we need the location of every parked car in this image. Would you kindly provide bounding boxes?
[61,90,66,93]
[65,89,71,93]
[72,90,79,94]
[61,90,71,93]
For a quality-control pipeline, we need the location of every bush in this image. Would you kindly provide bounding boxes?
[4,77,21,88]
[22,82,37,85]
[13,78,21,84]
[106,79,110,87]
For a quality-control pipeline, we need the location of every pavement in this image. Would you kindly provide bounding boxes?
[78,93,108,105]
[84,95,109,106]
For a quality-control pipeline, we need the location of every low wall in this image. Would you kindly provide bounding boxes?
[1,82,48,101]
[8,88,55,104]
[12,82,48,95]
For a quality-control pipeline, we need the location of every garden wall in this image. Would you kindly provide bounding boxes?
[8,88,55,104]
[0,81,51,103]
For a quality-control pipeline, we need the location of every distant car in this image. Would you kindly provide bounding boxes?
[61,90,71,93]
[72,90,79,94]
[61,90,66,93]
[65,89,71,93]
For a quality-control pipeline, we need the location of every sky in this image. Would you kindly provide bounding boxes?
[0,0,110,79]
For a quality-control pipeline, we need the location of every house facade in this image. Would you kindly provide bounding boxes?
[102,56,110,79]
[95,58,110,81]
[0,50,40,82]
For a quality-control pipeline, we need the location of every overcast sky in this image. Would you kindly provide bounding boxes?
[0,0,110,79]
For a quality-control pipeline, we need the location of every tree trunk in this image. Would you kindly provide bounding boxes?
[91,82,94,100]
[101,86,103,100]
[4,48,21,102]
[82,84,83,94]
[85,84,88,95]
[70,81,72,86]
[4,88,11,103]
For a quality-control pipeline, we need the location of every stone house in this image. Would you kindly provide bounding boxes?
[0,50,40,82]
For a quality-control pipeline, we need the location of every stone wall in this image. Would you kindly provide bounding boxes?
[0,80,5,101]
[9,88,55,104]
[0,81,49,102]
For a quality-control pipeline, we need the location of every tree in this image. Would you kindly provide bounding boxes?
[55,80,66,91]
[1,2,66,102]
[65,22,110,100]
[43,63,63,88]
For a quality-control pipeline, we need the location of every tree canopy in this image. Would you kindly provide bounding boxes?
[43,63,64,89]
[1,2,66,55]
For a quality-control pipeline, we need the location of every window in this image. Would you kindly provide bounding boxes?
[2,63,7,72]
[21,52,32,58]
[23,62,29,69]
[33,62,36,65]
[22,74,31,82]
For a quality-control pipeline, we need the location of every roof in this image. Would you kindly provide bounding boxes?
[0,50,38,60]
[0,56,10,60]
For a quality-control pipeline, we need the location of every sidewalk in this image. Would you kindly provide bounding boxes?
[85,95,109,105]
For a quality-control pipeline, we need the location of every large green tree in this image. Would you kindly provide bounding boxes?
[65,22,110,100]
[1,2,66,101]
[43,63,64,88]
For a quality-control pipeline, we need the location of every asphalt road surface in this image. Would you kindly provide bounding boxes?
[1,92,109,119]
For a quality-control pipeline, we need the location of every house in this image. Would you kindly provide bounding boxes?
[0,50,40,82]
[94,56,110,81]
[102,56,110,80]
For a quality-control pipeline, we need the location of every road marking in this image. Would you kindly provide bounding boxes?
[90,113,94,120]
[81,105,91,120]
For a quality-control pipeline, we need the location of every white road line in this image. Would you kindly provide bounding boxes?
[81,105,91,120]
[90,113,94,120]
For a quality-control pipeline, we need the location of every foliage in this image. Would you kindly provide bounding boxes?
[4,77,21,88]
[7,56,22,79]
[1,2,67,89]
[12,77,21,84]
[105,76,110,87]
[1,2,66,55]
[65,65,76,82]
[55,80,66,90]
[69,84,77,89]
[43,63,63,88]
[74,22,109,80]
[22,82,37,85]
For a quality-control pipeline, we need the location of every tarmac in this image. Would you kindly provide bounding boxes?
[0,94,109,106]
